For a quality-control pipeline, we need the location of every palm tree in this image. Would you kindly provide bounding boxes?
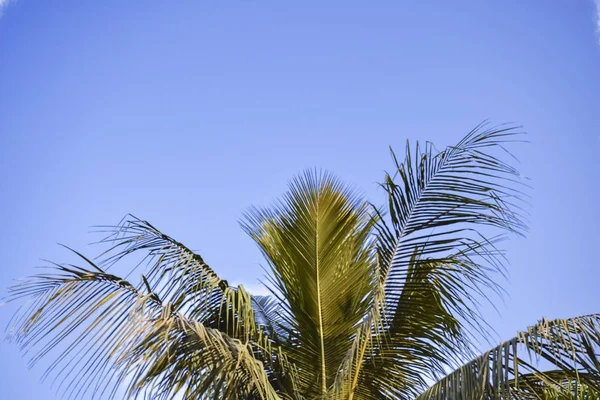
[5,125,599,400]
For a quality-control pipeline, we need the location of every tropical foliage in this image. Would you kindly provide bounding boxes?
[5,125,600,399]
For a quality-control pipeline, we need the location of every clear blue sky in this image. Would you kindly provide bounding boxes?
[0,1,598,398]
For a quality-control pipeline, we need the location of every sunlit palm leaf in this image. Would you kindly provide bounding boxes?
[6,251,282,399]
[242,171,378,397]
[96,216,256,340]
[119,306,280,400]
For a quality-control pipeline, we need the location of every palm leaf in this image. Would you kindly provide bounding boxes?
[507,371,600,399]
[332,124,527,399]
[95,215,256,340]
[119,307,281,400]
[379,123,526,325]
[6,249,281,399]
[242,170,378,397]
[416,314,600,400]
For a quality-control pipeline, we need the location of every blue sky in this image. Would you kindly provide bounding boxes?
[0,1,599,398]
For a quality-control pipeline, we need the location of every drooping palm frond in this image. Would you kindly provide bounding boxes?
[117,307,281,400]
[6,262,155,400]
[331,124,528,399]
[416,314,600,400]
[508,371,600,399]
[6,251,280,400]
[96,216,257,340]
[541,381,600,399]
[97,218,302,394]
[242,171,378,397]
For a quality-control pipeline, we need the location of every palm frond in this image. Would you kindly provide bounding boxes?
[416,314,600,400]
[253,295,291,343]
[379,123,527,326]
[96,215,256,340]
[507,371,600,399]
[6,258,156,399]
[330,266,387,400]
[540,381,600,399]
[331,124,527,399]
[119,307,281,400]
[242,170,378,397]
[6,250,281,400]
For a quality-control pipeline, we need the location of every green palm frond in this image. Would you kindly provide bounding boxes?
[378,124,527,330]
[6,259,156,399]
[330,266,387,399]
[242,170,378,397]
[416,314,600,400]
[541,381,600,400]
[96,216,256,340]
[331,124,527,399]
[6,237,283,399]
[119,307,280,400]
[508,371,600,399]
[252,295,290,343]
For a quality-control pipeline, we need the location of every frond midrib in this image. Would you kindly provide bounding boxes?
[314,190,327,395]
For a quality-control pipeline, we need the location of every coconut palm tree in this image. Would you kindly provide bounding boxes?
[6,125,600,400]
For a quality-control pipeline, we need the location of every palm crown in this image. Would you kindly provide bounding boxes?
[6,125,600,399]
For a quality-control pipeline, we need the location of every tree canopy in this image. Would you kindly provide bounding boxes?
[6,124,599,399]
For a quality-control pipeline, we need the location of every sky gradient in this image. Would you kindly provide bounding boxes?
[0,1,599,398]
